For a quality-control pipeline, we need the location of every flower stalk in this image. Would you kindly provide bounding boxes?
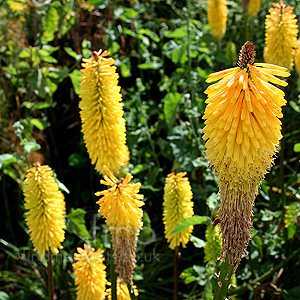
[174,246,180,300]
[213,255,234,300]
[47,250,54,300]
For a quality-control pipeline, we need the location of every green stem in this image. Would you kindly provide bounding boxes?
[186,0,193,103]
[279,131,286,208]
[213,255,234,300]
[2,176,16,244]
[174,246,180,300]
[185,0,202,148]
[216,40,221,71]
[47,250,54,300]
[248,14,254,41]
[110,248,117,300]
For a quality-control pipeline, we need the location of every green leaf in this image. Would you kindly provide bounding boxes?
[283,286,300,300]
[132,163,151,174]
[138,28,160,43]
[42,2,61,42]
[181,266,197,284]
[163,92,181,128]
[66,208,91,240]
[69,69,81,95]
[109,42,120,55]
[293,143,300,152]
[56,179,70,194]
[30,118,50,130]
[164,26,187,38]
[190,235,206,248]
[28,69,51,98]
[290,101,300,114]
[19,49,31,58]
[171,215,210,234]
[0,154,17,169]
[163,40,188,64]
[25,102,52,110]
[206,192,220,216]
[0,291,9,300]
[115,8,138,22]
[20,139,41,154]
[138,61,162,70]
[64,47,80,60]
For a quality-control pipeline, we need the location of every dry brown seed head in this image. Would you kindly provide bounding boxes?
[237,41,256,68]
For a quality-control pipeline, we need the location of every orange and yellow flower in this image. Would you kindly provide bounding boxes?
[264,1,298,70]
[73,244,107,300]
[23,165,66,258]
[208,0,227,42]
[79,49,129,175]
[203,41,290,267]
[163,171,194,250]
[95,167,144,282]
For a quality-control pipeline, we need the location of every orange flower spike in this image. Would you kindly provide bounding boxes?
[202,41,290,269]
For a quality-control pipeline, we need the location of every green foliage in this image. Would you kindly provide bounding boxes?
[66,208,92,241]
[171,216,210,234]
[1,0,300,299]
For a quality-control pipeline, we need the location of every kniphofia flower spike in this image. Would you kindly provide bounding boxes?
[207,0,227,42]
[264,1,298,70]
[203,41,290,269]
[248,0,261,18]
[163,171,194,250]
[23,164,66,258]
[95,167,144,283]
[73,244,107,300]
[79,49,129,175]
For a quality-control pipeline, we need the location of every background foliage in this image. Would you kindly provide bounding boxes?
[0,0,300,299]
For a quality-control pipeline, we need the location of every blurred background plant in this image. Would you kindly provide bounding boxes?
[0,0,300,299]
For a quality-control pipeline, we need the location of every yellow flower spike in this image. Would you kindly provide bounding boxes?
[263,1,298,70]
[95,166,144,283]
[106,278,139,300]
[79,49,129,175]
[248,0,261,18]
[207,0,227,42]
[163,171,194,250]
[204,224,222,264]
[202,41,290,269]
[23,165,66,258]
[73,244,107,300]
